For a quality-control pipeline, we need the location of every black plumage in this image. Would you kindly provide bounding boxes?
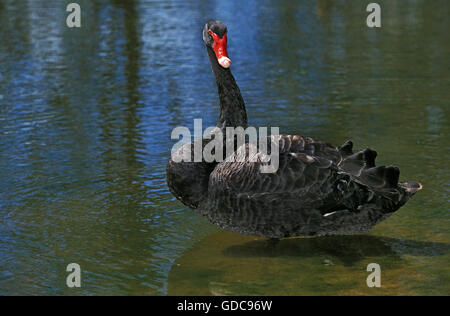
[166,20,422,238]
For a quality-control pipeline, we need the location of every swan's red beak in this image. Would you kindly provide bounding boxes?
[209,30,231,68]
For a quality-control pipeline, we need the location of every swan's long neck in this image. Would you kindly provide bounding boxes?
[207,46,248,130]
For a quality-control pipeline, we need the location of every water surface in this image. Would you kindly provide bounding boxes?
[0,0,448,295]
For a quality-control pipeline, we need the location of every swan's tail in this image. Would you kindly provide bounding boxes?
[337,140,422,209]
[314,140,422,235]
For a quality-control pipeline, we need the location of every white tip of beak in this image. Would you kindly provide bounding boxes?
[218,57,231,68]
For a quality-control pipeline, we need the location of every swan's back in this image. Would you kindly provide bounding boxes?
[198,135,421,238]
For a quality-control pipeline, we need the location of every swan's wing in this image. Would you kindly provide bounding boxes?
[203,137,347,236]
[205,135,347,219]
[276,134,342,162]
[201,135,419,238]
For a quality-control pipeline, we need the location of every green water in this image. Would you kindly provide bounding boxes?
[0,0,448,295]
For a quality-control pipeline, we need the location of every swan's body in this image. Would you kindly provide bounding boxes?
[166,20,421,238]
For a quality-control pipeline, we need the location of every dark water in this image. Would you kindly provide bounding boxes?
[0,0,448,295]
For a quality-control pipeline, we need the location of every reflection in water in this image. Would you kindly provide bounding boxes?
[224,235,450,266]
[0,0,448,295]
[168,231,449,296]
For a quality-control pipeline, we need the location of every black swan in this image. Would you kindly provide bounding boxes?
[166,20,422,238]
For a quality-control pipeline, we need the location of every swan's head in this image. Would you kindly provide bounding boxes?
[203,20,231,69]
